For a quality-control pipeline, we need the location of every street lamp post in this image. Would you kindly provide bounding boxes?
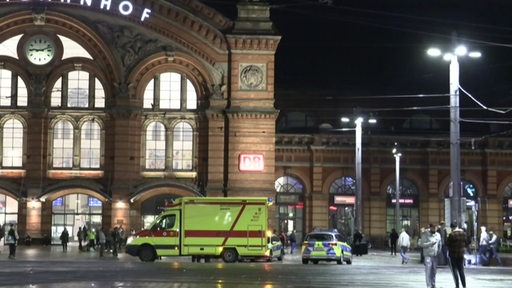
[341,116,376,233]
[427,40,481,225]
[393,145,402,230]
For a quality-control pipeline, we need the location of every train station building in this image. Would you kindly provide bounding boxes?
[0,0,510,247]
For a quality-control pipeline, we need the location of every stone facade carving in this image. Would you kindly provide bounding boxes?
[96,23,160,69]
[239,64,266,90]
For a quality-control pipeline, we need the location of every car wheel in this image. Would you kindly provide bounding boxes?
[312,260,319,264]
[302,259,309,264]
[277,249,284,261]
[337,258,343,264]
[345,259,352,265]
[138,245,156,262]
[222,248,238,263]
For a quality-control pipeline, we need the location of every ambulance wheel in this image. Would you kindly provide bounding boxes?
[139,245,156,262]
[221,249,238,263]
[312,260,319,264]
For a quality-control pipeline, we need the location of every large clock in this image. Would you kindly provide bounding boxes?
[23,34,56,65]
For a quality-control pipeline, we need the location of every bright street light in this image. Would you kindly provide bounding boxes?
[427,40,480,226]
[341,116,376,233]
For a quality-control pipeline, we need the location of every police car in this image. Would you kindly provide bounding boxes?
[266,233,284,261]
[301,229,352,265]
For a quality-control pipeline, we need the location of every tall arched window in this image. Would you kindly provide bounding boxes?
[80,120,101,168]
[329,177,356,240]
[172,122,193,170]
[143,72,197,110]
[53,120,74,168]
[275,176,304,242]
[386,178,420,238]
[145,122,166,169]
[2,119,23,167]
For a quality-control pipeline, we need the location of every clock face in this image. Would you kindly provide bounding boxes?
[24,35,56,65]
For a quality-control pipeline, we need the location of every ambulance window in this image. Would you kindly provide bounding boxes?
[156,214,176,230]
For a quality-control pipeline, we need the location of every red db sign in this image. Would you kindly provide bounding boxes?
[239,153,265,172]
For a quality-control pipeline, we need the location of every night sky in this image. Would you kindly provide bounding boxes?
[203,0,512,136]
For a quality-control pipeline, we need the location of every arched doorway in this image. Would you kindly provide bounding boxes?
[51,193,103,244]
[386,178,420,239]
[275,176,304,242]
[503,184,512,240]
[444,180,479,243]
[140,194,179,229]
[328,176,355,241]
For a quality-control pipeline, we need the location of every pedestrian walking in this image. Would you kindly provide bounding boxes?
[98,227,106,257]
[438,221,449,265]
[390,228,399,256]
[288,230,297,254]
[87,228,96,251]
[397,228,410,264]
[5,223,19,259]
[60,227,69,252]
[418,227,426,264]
[111,226,120,257]
[447,222,467,288]
[353,229,364,256]
[478,226,489,265]
[77,227,83,251]
[487,228,503,266]
[419,223,441,288]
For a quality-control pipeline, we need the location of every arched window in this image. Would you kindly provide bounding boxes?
[329,177,356,194]
[172,122,193,170]
[143,72,197,110]
[145,122,166,169]
[386,178,420,237]
[53,120,74,168]
[80,120,101,168]
[386,178,419,204]
[2,119,23,167]
[275,176,304,193]
[0,69,27,107]
[51,70,105,108]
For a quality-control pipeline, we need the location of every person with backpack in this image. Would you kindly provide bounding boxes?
[5,223,19,259]
[488,227,503,266]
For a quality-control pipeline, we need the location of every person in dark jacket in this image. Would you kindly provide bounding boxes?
[447,222,467,288]
[60,228,69,252]
[6,223,18,259]
[390,228,399,256]
[353,230,363,256]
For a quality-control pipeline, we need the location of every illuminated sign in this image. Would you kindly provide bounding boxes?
[4,0,152,21]
[88,197,102,207]
[334,195,355,204]
[238,153,264,172]
[391,198,414,204]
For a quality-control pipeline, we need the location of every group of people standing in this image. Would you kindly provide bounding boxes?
[390,221,504,288]
[389,222,467,288]
[60,225,127,257]
[478,225,502,266]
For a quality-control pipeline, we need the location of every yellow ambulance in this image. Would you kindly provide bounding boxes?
[126,197,279,262]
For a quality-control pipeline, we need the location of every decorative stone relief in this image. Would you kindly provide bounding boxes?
[239,63,266,91]
[96,23,161,69]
